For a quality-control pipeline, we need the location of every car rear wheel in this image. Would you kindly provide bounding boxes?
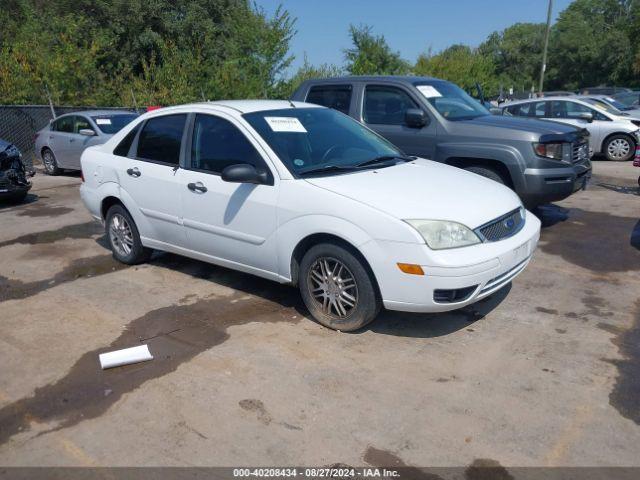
[464,165,506,185]
[105,204,152,265]
[42,148,61,175]
[603,134,635,162]
[299,242,381,331]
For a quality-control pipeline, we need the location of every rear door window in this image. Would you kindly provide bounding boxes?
[53,116,74,133]
[363,86,418,125]
[136,114,187,165]
[306,85,352,114]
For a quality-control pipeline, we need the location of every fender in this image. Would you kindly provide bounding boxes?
[95,181,154,239]
[435,142,527,192]
[276,214,374,281]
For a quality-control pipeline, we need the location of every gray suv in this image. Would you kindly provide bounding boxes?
[292,76,592,208]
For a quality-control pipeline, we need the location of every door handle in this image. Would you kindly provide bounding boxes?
[69,138,75,142]
[187,182,207,193]
[126,167,141,177]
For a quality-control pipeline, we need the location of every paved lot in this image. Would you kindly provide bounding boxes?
[0,162,638,468]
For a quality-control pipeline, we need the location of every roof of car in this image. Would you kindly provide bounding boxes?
[503,96,591,106]
[56,109,138,118]
[149,100,320,115]
[301,75,440,85]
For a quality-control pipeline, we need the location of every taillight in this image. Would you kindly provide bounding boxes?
[80,169,85,182]
[633,146,640,167]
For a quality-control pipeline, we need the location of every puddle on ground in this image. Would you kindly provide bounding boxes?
[538,208,640,272]
[600,301,640,425]
[0,286,301,445]
[16,204,74,218]
[0,254,125,302]
[0,221,101,249]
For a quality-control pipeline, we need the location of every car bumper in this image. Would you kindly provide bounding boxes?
[79,184,103,222]
[361,211,541,313]
[0,175,32,199]
[520,161,592,207]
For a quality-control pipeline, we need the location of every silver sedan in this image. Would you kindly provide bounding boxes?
[35,110,138,175]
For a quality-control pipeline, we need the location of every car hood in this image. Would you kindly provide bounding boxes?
[304,159,521,229]
[464,114,579,135]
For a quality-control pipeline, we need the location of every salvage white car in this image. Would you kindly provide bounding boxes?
[79,101,541,331]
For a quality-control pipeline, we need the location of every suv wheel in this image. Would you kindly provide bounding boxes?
[603,134,635,162]
[299,243,381,331]
[464,166,506,185]
[105,204,152,264]
[42,148,61,175]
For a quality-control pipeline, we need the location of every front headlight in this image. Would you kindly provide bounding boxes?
[533,142,564,160]
[405,220,481,250]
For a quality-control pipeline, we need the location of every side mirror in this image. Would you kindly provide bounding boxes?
[79,128,96,136]
[404,108,427,128]
[221,163,269,185]
[578,112,593,123]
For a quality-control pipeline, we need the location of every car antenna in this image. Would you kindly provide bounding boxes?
[288,99,296,108]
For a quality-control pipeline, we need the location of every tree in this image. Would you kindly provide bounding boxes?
[414,45,498,95]
[547,0,636,89]
[344,25,410,75]
[478,23,546,90]
[274,54,342,98]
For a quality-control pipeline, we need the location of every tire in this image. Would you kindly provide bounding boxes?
[299,242,381,331]
[105,204,152,265]
[42,148,62,175]
[603,134,635,162]
[464,166,506,185]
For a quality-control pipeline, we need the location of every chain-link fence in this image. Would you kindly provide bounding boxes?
[0,105,137,168]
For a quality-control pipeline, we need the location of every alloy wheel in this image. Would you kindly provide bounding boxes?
[109,213,134,257]
[307,257,358,318]
[42,151,55,172]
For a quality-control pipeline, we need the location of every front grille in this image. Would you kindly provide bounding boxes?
[572,141,589,164]
[476,208,524,242]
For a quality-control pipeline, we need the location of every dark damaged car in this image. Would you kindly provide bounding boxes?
[0,139,34,203]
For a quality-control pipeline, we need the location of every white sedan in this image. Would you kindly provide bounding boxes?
[80,100,540,331]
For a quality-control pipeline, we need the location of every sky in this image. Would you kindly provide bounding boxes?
[254,0,574,74]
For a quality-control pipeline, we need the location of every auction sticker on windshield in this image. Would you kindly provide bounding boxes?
[265,117,307,133]
[96,118,112,125]
[416,85,442,98]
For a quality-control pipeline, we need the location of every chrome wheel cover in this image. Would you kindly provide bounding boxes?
[109,213,134,257]
[308,257,358,318]
[607,138,631,159]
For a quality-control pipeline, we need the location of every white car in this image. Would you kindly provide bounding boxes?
[503,96,640,161]
[80,100,540,331]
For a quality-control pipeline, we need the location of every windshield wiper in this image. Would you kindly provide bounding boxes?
[298,164,359,176]
[355,155,414,168]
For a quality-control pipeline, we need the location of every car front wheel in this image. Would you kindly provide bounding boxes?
[603,134,635,162]
[299,242,381,331]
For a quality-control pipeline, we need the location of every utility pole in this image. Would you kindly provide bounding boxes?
[538,0,553,94]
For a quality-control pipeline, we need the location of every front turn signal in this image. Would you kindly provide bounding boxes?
[397,263,425,276]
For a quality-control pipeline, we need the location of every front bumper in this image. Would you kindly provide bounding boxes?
[0,173,32,199]
[361,211,541,313]
[520,160,591,207]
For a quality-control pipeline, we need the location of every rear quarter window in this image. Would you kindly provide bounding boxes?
[306,85,352,114]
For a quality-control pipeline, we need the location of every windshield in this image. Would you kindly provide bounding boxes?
[583,98,622,115]
[91,114,138,134]
[414,81,490,121]
[613,92,640,107]
[243,108,403,176]
[601,97,633,111]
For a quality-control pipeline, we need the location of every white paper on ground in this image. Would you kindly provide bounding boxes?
[99,344,153,369]
[416,85,442,98]
[95,118,112,125]
[264,117,307,133]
